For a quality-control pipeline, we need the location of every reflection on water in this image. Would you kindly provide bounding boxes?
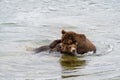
[60,55,86,78]
[62,74,80,79]
[60,55,86,70]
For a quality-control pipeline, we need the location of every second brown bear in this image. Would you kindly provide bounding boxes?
[61,30,96,54]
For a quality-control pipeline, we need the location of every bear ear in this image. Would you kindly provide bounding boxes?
[61,30,66,34]
[79,34,86,40]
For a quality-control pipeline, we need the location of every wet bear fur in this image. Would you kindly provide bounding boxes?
[61,30,96,54]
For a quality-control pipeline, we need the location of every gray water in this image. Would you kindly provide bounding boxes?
[0,0,120,80]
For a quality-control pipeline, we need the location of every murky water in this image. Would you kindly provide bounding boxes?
[0,0,120,80]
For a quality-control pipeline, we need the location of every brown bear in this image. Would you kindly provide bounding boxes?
[34,39,78,55]
[61,30,96,54]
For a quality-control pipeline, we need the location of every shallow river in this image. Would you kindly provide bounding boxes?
[0,0,120,80]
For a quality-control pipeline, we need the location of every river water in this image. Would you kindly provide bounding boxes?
[0,0,120,80]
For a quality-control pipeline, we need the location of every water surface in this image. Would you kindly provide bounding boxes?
[0,0,120,80]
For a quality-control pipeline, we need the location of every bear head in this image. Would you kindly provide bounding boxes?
[60,42,78,55]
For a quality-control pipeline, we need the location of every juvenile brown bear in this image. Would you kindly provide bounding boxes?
[34,39,77,54]
[61,30,96,54]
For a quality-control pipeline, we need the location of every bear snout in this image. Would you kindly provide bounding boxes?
[71,47,76,53]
